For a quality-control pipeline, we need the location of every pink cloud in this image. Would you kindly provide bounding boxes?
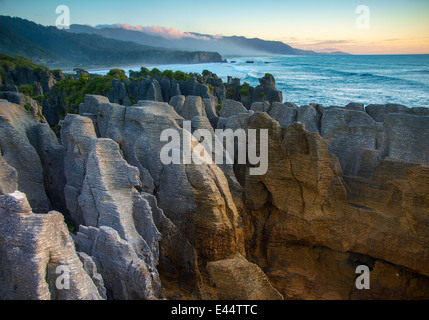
[110,24,211,40]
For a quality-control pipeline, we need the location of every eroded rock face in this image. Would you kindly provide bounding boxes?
[321,107,377,176]
[241,112,429,299]
[169,95,186,115]
[180,95,206,120]
[0,191,102,300]
[77,95,254,298]
[60,113,163,299]
[126,78,164,103]
[0,99,50,212]
[74,225,161,300]
[366,103,413,122]
[379,113,429,165]
[108,79,132,106]
[206,254,283,300]
[79,96,244,262]
[252,74,283,104]
[266,244,429,300]
[0,92,45,124]
[2,86,429,300]
[77,252,107,299]
[297,104,321,133]
[269,102,297,128]
[219,99,248,118]
[251,101,271,113]
[0,150,18,195]
[28,123,67,215]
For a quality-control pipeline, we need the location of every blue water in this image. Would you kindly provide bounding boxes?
[89,55,429,108]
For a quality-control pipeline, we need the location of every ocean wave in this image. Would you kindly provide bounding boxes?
[359,72,374,77]
[410,69,429,75]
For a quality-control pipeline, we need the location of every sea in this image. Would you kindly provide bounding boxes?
[87,54,429,109]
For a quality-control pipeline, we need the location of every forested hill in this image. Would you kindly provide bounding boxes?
[0,16,224,68]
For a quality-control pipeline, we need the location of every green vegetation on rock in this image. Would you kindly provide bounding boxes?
[107,69,127,82]
[18,84,34,97]
[52,73,115,116]
[226,87,234,99]
[240,82,250,96]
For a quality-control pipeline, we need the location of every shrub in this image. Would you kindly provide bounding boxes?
[206,84,214,94]
[226,87,234,99]
[128,94,137,105]
[52,73,114,116]
[240,82,250,96]
[34,94,46,104]
[162,69,174,79]
[131,66,151,78]
[217,101,223,111]
[150,68,162,77]
[173,70,191,81]
[107,68,127,81]
[19,84,34,97]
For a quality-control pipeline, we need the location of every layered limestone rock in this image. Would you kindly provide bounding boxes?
[0,150,18,195]
[251,101,271,113]
[269,102,297,128]
[77,95,255,298]
[0,191,102,300]
[74,225,161,300]
[219,99,248,118]
[241,111,429,299]
[297,104,321,133]
[0,91,45,124]
[77,252,107,299]
[180,95,207,120]
[79,96,244,262]
[266,244,429,300]
[206,254,283,300]
[60,114,163,299]
[169,95,186,115]
[365,103,413,122]
[0,99,50,212]
[2,82,428,300]
[108,79,132,106]
[28,123,67,215]
[142,192,203,299]
[321,107,377,176]
[378,113,429,165]
[252,74,283,104]
[126,77,164,103]
[177,77,211,99]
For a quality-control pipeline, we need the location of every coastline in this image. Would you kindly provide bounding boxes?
[82,54,429,109]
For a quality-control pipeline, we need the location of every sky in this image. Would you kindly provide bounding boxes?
[1,0,429,54]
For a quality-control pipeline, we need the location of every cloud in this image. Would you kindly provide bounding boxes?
[303,40,358,47]
[274,37,353,47]
[141,25,211,40]
[98,23,212,40]
[317,47,340,52]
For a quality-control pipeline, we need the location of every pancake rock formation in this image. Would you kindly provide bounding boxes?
[0,86,428,300]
